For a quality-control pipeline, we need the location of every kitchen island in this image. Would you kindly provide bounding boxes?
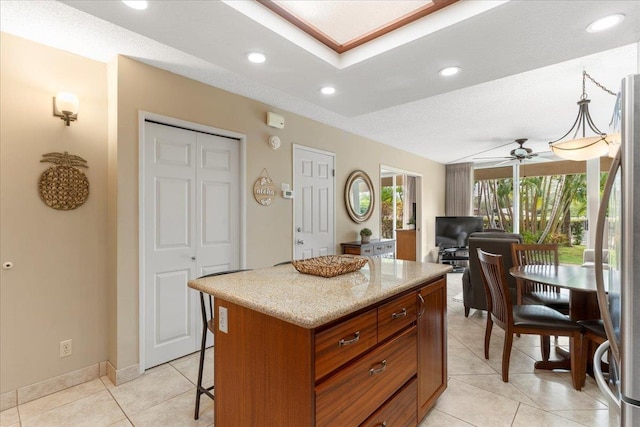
[188,257,451,426]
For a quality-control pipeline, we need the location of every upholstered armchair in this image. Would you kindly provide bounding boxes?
[461,232,523,317]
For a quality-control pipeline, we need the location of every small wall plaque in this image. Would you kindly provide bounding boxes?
[38,151,89,210]
[253,168,275,206]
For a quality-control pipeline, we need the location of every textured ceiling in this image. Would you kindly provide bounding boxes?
[1,0,638,165]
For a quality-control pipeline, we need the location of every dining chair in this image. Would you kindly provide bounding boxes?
[510,243,570,313]
[476,249,583,389]
[577,319,608,388]
[194,269,250,420]
[511,243,571,360]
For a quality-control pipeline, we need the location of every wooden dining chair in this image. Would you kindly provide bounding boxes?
[476,249,583,389]
[576,319,608,388]
[194,269,250,420]
[510,243,569,313]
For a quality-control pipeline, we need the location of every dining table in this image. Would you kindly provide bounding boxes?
[509,264,608,371]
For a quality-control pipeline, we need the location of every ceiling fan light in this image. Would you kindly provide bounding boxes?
[549,136,610,161]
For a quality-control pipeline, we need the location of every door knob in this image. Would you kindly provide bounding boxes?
[191,256,196,261]
[296,239,304,245]
[297,227,302,232]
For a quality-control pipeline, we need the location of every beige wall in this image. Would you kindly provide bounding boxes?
[0,33,109,392]
[0,33,445,391]
[113,56,445,369]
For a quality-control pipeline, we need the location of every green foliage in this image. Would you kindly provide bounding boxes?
[520,230,542,244]
[547,233,568,245]
[380,185,403,238]
[474,172,592,245]
[570,220,584,245]
[360,227,372,236]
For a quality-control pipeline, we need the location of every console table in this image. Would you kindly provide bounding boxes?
[341,238,395,257]
[438,247,469,272]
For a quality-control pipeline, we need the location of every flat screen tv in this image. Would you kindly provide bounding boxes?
[435,216,483,249]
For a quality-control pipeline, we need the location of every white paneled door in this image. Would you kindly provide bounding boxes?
[143,121,240,369]
[294,146,335,260]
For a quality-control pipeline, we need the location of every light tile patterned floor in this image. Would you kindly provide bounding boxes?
[0,273,615,426]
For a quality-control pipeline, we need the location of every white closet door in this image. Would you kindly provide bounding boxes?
[143,122,241,368]
[144,122,198,368]
[196,133,240,276]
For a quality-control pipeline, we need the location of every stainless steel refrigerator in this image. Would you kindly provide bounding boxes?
[595,73,640,426]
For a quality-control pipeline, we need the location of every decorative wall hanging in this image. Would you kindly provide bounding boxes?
[38,151,89,210]
[253,168,275,206]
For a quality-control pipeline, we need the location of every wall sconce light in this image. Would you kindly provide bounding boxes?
[53,92,79,126]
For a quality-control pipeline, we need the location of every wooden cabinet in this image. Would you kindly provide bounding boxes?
[417,278,447,420]
[396,229,417,261]
[341,239,395,257]
[213,276,446,426]
[361,379,417,427]
[378,292,417,343]
[315,327,417,427]
[315,309,377,380]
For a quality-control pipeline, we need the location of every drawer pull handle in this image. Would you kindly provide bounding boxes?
[391,308,407,319]
[338,331,360,347]
[369,359,387,376]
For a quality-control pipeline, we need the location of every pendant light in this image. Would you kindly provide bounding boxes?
[549,70,619,161]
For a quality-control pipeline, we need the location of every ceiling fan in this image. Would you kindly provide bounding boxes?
[474,138,550,166]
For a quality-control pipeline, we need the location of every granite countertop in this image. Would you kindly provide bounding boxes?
[188,258,452,329]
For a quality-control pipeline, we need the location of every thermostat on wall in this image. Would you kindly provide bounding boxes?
[282,190,294,199]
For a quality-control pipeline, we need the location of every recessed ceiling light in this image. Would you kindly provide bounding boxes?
[122,0,148,10]
[247,52,266,64]
[439,66,461,77]
[320,87,336,95]
[586,14,625,33]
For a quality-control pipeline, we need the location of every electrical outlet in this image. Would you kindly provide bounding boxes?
[60,339,72,358]
[218,306,228,333]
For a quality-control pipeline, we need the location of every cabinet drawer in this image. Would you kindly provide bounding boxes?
[378,292,417,342]
[315,309,377,380]
[316,327,417,427]
[343,246,361,256]
[361,245,374,256]
[373,242,395,255]
[360,378,417,427]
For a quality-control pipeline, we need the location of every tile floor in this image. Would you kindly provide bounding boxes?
[0,273,615,427]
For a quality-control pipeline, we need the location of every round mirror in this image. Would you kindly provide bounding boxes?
[345,170,375,223]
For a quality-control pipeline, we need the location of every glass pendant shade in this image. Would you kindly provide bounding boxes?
[550,135,611,161]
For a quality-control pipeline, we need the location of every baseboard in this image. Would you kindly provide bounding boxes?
[106,361,140,386]
[0,361,109,410]
[1,360,144,410]
[1,390,17,412]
